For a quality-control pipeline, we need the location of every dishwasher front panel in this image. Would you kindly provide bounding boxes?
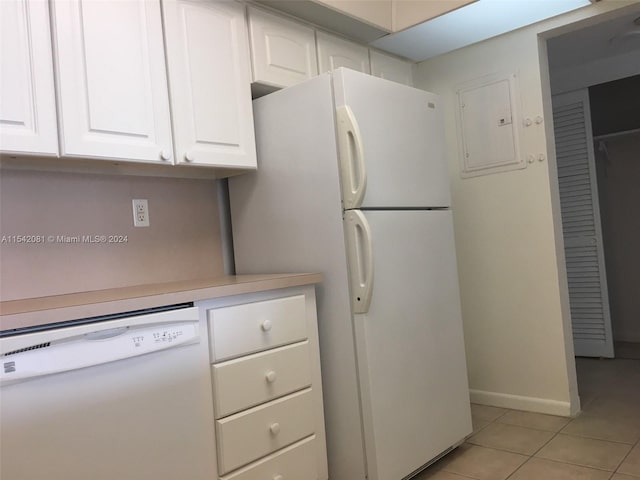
[0,307,217,480]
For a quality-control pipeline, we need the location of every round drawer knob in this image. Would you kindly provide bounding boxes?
[184,151,194,162]
[273,475,284,480]
[261,320,273,332]
[269,423,281,436]
[265,370,277,383]
[159,150,171,161]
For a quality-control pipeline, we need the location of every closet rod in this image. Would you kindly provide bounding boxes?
[593,127,640,141]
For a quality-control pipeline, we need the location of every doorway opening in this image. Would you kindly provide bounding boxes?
[546,7,640,359]
[590,75,640,360]
[543,5,640,409]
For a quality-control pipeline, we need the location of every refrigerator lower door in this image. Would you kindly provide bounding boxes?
[352,209,471,480]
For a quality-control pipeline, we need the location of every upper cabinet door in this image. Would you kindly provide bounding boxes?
[316,31,370,75]
[51,0,173,163]
[248,7,318,89]
[369,50,414,87]
[162,0,256,169]
[0,0,58,156]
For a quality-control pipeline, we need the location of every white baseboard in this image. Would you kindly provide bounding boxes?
[469,389,573,417]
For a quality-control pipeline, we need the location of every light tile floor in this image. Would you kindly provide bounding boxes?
[416,355,640,479]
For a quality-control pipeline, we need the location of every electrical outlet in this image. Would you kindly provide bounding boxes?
[132,199,150,227]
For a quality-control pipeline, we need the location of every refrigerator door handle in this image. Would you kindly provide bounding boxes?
[344,210,374,314]
[336,105,367,209]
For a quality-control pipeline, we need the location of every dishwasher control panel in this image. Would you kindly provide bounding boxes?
[129,326,186,348]
[150,327,186,344]
[1,319,199,385]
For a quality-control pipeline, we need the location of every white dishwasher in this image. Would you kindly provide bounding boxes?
[0,304,216,480]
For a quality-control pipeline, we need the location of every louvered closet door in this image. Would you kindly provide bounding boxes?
[552,89,613,358]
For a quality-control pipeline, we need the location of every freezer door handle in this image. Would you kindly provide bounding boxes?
[344,210,374,313]
[337,105,366,209]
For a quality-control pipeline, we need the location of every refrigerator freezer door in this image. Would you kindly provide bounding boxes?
[353,209,471,480]
[333,68,451,208]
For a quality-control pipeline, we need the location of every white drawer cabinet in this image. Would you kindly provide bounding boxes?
[51,0,173,163]
[209,294,307,361]
[212,341,312,417]
[216,389,315,474]
[162,0,256,169]
[199,285,328,480]
[0,0,58,156]
[316,31,370,75]
[221,436,318,480]
[370,49,415,86]
[248,6,318,90]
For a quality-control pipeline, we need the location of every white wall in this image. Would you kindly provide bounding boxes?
[414,0,637,416]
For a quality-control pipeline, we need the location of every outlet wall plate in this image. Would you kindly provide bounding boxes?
[132,199,150,227]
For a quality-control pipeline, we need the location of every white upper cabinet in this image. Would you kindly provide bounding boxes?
[162,0,256,169]
[50,0,173,163]
[0,0,58,156]
[369,50,414,87]
[316,31,370,75]
[248,6,318,89]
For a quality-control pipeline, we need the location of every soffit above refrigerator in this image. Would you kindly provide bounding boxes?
[254,0,593,62]
[254,0,391,43]
[371,0,593,62]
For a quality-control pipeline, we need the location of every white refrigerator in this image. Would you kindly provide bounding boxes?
[229,68,472,480]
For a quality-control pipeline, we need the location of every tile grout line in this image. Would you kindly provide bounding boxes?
[452,365,640,480]
[519,455,622,474]
[523,430,634,475]
[453,426,634,479]
[614,436,640,476]
[473,406,638,479]
[496,423,571,434]
[554,431,640,447]
[469,408,564,480]
[558,432,637,448]
[503,425,564,480]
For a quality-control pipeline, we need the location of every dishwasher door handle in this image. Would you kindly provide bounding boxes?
[84,327,128,341]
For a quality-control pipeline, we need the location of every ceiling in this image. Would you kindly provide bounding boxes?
[370,0,593,62]
[547,6,640,70]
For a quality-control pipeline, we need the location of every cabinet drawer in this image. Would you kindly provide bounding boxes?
[221,436,317,480]
[216,389,315,474]
[209,295,307,361]
[213,341,312,418]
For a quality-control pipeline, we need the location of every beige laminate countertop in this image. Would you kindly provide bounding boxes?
[0,273,322,332]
